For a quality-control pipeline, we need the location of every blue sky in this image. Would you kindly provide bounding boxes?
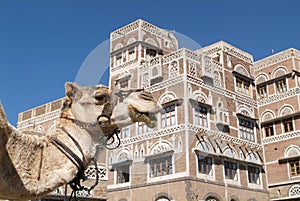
[1,0,300,126]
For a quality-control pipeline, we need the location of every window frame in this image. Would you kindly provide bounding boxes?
[224,161,238,181]
[264,123,275,137]
[193,104,208,128]
[116,164,130,184]
[275,78,287,93]
[235,77,251,96]
[257,85,268,99]
[161,104,177,128]
[149,155,173,178]
[282,118,294,133]
[247,166,261,185]
[238,118,255,142]
[289,160,300,177]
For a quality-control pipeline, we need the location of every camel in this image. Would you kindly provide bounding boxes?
[0,82,161,200]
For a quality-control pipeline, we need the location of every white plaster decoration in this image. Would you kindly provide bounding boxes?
[85,165,107,180]
[17,110,61,129]
[158,92,177,104]
[188,61,197,77]
[114,43,123,51]
[246,152,260,163]
[147,75,184,93]
[111,59,139,73]
[262,130,300,144]
[254,48,300,72]
[149,140,173,155]
[202,55,213,77]
[261,111,275,122]
[178,136,183,152]
[183,48,202,62]
[187,75,257,108]
[111,20,140,40]
[169,61,179,78]
[116,148,132,162]
[279,105,294,116]
[193,90,208,103]
[272,66,288,79]
[223,44,253,64]
[255,74,269,85]
[285,145,300,157]
[227,54,232,68]
[197,140,212,153]
[117,124,186,146]
[48,121,57,131]
[289,185,300,197]
[141,73,150,88]
[223,146,237,159]
[237,105,254,118]
[188,124,262,150]
[36,125,44,132]
[127,38,136,45]
[258,87,300,106]
[145,38,158,47]
[213,71,222,87]
[234,64,250,77]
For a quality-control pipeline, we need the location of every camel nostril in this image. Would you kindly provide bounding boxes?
[97,115,110,127]
[140,92,154,101]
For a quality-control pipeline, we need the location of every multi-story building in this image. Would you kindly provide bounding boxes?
[254,49,300,201]
[15,19,300,201]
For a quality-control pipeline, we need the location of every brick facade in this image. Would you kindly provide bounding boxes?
[17,19,300,201]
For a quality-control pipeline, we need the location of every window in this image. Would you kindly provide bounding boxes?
[257,85,267,98]
[236,78,250,95]
[290,160,300,176]
[116,165,130,184]
[238,118,255,142]
[224,161,238,180]
[120,126,130,139]
[248,166,260,184]
[276,78,287,93]
[149,156,173,178]
[137,122,152,135]
[264,123,274,137]
[119,79,129,88]
[116,54,122,66]
[161,105,176,128]
[128,48,135,61]
[283,118,294,133]
[197,155,212,175]
[194,105,208,128]
[146,49,156,59]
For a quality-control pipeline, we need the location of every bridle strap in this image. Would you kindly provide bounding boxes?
[49,131,85,178]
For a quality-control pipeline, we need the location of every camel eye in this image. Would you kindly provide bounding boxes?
[95,94,106,102]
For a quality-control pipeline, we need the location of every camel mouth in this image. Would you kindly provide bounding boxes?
[128,104,157,128]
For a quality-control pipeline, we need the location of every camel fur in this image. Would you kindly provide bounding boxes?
[0,82,161,200]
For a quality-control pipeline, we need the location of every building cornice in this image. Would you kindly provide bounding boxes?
[254,48,300,72]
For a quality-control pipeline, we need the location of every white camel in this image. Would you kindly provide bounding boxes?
[0,82,161,200]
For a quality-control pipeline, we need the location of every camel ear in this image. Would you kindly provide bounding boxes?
[65,82,82,100]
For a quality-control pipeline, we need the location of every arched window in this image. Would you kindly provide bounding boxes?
[289,185,300,196]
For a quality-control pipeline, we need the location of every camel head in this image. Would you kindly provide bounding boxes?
[62,82,161,138]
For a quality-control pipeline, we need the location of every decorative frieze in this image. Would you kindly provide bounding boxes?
[17,110,61,129]
[258,87,300,106]
[85,165,107,180]
[223,45,253,64]
[111,20,140,40]
[262,130,300,145]
[254,48,300,72]
[119,124,186,146]
[147,75,184,92]
[188,124,262,150]
[187,75,257,108]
